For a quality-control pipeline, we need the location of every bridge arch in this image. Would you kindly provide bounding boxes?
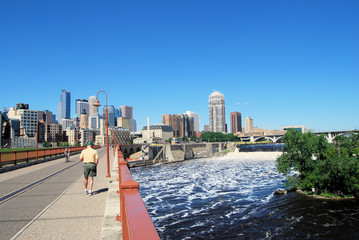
[254,136,270,142]
[119,144,143,159]
[123,148,128,158]
[129,147,135,156]
[253,136,283,143]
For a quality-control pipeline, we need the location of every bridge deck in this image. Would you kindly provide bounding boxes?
[0,148,122,240]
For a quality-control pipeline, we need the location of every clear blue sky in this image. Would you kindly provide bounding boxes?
[1,0,358,132]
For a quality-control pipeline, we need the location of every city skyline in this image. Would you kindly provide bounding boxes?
[1,1,358,132]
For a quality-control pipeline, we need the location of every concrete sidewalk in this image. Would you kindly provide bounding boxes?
[12,148,122,240]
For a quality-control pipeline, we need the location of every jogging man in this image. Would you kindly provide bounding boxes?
[79,142,99,195]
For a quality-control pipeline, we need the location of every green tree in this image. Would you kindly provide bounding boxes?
[277,130,359,197]
[224,133,239,142]
[200,132,213,142]
[199,132,238,142]
[190,135,197,142]
[43,142,51,148]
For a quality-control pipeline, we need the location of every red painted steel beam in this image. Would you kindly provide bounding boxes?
[118,146,160,240]
[120,164,135,184]
[123,189,160,240]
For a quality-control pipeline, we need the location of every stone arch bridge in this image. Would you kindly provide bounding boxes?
[239,130,358,143]
[119,144,142,159]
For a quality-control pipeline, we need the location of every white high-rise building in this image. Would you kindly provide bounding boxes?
[8,107,38,138]
[89,113,104,130]
[208,91,226,133]
[76,99,89,117]
[244,116,254,133]
[88,96,98,117]
[62,119,75,129]
[185,111,200,133]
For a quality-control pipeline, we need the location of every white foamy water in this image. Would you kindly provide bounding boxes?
[130,153,286,239]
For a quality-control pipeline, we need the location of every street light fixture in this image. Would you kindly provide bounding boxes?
[94,90,111,178]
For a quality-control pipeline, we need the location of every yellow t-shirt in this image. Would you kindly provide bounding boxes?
[80,147,99,163]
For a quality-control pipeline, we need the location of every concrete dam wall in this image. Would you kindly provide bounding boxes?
[163,143,227,161]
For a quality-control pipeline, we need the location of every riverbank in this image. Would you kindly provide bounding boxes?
[217,151,283,161]
[296,189,357,200]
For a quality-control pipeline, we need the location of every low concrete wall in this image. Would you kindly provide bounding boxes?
[163,143,227,161]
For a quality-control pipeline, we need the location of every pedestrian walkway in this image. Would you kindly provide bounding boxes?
[9,148,122,240]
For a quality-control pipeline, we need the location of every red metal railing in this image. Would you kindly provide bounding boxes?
[117,147,160,240]
[0,146,101,167]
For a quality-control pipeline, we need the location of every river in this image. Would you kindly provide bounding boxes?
[130,154,359,239]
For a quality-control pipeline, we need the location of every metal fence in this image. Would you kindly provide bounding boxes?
[116,147,160,240]
[0,146,100,167]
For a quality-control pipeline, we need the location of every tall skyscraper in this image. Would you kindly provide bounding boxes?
[115,108,120,119]
[103,105,116,127]
[76,99,89,117]
[130,119,137,132]
[208,91,226,133]
[38,110,55,124]
[185,111,200,132]
[58,89,71,124]
[80,109,88,129]
[120,105,137,131]
[244,116,254,133]
[117,117,131,129]
[88,96,98,117]
[162,114,195,138]
[230,111,242,133]
[119,105,133,119]
[89,113,104,130]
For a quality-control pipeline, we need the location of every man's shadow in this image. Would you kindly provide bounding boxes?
[92,188,108,195]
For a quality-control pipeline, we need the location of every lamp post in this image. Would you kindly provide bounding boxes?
[94,90,111,178]
[36,121,38,164]
[112,129,118,157]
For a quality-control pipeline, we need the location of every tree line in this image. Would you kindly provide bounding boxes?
[165,132,240,143]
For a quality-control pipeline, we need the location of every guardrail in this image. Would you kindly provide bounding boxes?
[117,147,160,240]
[0,146,100,168]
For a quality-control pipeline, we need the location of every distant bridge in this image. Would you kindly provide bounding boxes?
[118,144,142,159]
[117,144,163,160]
[314,130,359,143]
[239,130,358,143]
[116,130,359,158]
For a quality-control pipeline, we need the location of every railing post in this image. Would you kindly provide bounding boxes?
[120,169,159,240]
[118,150,126,194]
[26,149,29,163]
[116,148,123,223]
[118,148,128,224]
[13,150,17,165]
[121,180,140,240]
